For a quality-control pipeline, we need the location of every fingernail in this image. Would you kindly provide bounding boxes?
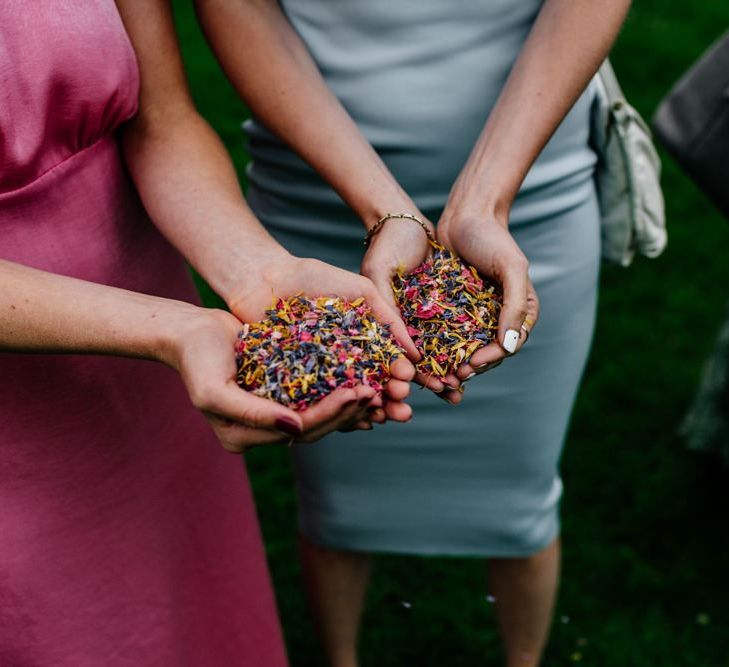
[503,329,519,354]
[463,372,476,381]
[275,417,302,437]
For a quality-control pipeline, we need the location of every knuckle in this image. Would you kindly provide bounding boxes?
[239,406,264,429]
[189,384,215,412]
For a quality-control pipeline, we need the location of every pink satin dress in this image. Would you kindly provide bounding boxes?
[0,3,287,665]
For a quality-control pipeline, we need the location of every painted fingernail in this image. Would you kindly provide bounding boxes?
[275,417,302,437]
[503,329,519,354]
[463,372,476,381]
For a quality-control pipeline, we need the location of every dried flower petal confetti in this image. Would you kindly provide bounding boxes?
[235,296,402,411]
[392,241,502,378]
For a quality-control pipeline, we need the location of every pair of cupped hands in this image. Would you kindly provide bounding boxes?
[166,212,539,453]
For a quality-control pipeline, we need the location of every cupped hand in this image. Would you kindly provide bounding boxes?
[227,249,417,424]
[437,212,539,381]
[165,307,380,453]
[360,216,462,403]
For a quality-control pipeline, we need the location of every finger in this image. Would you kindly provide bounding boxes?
[390,356,416,382]
[300,385,376,441]
[368,407,387,424]
[457,342,506,380]
[301,386,373,430]
[207,418,287,454]
[442,372,461,389]
[339,418,372,433]
[497,254,529,355]
[414,371,446,393]
[384,378,410,402]
[364,276,421,362]
[383,400,412,423]
[367,393,384,409]
[201,382,304,438]
[340,419,374,432]
[436,388,464,406]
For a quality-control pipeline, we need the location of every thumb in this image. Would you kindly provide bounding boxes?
[363,276,420,362]
[209,383,304,437]
[368,267,400,312]
[497,256,529,355]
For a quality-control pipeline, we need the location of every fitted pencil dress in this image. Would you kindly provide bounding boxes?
[245,0,601,556]
[0,3,287,664]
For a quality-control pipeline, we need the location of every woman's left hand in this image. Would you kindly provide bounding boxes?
[227,248,417,425]
[437,211,539,381]
[361,216,464,404]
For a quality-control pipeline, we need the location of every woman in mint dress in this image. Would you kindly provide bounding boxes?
[197,0,631,664]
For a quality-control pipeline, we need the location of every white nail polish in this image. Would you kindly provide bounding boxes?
[464,372,476,380]
[503,329,519,354]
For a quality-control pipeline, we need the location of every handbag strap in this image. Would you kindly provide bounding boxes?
[597,59,626,105]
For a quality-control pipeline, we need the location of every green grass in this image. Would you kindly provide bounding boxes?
[174,3,729,664]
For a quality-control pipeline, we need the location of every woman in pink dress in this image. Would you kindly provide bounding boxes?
[0,1,415,664]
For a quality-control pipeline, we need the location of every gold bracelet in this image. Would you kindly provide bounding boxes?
[364,212,435,247]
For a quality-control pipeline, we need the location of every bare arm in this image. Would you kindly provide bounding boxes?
[0,259,311,450]
[443,0,632,222]
[195,0,455,396]
[116,0,286,305]
[115,0,415,422]
[194,0,417,227]
[0,258,191,360]
[439,0,631,379]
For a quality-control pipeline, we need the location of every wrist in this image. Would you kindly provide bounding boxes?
[151,300,210,370]
[224,248,299,316]
[210,239,292,306]
[349,184,424,233]
[441,177,513,231]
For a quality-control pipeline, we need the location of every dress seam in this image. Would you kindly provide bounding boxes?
[0,135,114,200]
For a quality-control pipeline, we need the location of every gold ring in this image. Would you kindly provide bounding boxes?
[520,322,531,341]
[523,316,535,329]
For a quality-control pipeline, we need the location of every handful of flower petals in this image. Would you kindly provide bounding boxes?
[235,296,403,411]
[392,241,502,379]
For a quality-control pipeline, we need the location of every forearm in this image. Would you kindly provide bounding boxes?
[448,0,631,223]
[0,259,195,365]
[195,0,417,228]
[122,109,286,303]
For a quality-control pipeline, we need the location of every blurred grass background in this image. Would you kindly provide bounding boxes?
[173,2,729,664]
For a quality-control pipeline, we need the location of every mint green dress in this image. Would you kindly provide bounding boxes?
[245,0,600,556]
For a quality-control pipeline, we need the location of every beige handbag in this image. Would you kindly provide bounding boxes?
[591,60,667,267]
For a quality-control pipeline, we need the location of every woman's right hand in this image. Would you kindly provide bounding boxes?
[164,306,377,453]
[360,216,463,404]
[437,211,539,380]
